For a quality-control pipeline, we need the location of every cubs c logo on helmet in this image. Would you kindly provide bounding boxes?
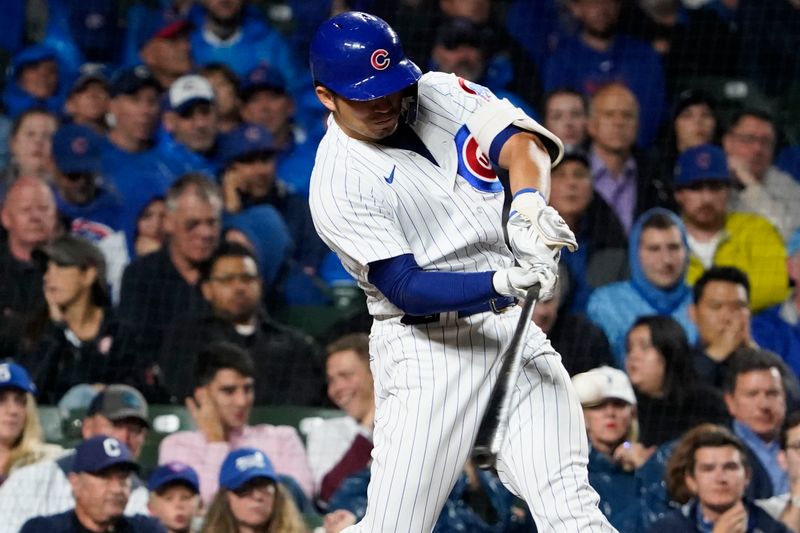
[454,125,501,193]
[370,49,390,70]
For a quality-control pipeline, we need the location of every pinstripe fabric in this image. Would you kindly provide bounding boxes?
[309,72,616,532]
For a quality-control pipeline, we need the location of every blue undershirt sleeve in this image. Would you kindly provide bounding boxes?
[367,254,501,315]
[488,126,527,166]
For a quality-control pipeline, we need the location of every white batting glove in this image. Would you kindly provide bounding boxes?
[493,265,556,300]
[508,189,578,255]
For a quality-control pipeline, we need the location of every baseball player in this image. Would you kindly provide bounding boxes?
[308,12,616,533]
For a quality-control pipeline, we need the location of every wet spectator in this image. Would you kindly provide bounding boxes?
[50,124,128,299]
[532,279,615,376]
[146,462,202,533]
[118,174,219,370]
[587,208,696,365]
[753,229,800,376]
[549,149,627,313]
[139,18,194,91]
[587,83,672,234]
[0,177,58,325]
[675,144,789,312]
[723,110,800,243]
[0,362,64,486]
[158,242,324,406]
[544,0,666,147]
[14,235,134,405]
[652,424,790,533]
[64,64,111,135]
[238,64,321,197]
[158,74,223,178]
[625,315,728,448]
[19,436,163,533]
[0,384,151,532]
[199,63,242,134]
[0,109,58,197]
[757,411,800,532]
[134,198,167,258]
[572,366,673,532]
[305,334,374,504]
[724,348,795,500]
[2,44,67,119]
[200,448,307,533]
[158,342,314,505]
[543,88,589,151]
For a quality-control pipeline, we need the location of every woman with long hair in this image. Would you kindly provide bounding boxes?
[202,448,307,533]
[0,362,63,485]
[625,315,729,447]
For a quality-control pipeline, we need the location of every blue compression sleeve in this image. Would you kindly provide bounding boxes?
[367,254,500,315]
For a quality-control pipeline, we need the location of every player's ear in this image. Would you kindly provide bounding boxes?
[315,86,337,113]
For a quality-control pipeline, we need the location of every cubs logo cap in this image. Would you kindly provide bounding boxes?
[219,448,276,490]
[74,435,139,474]
[572,366,636,407]
[148,462,200,493]
[52,124,103,174]
[0,362,36,395]
[674,144,731,189]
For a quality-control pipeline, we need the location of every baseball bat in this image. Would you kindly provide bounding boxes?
[472,284,541,469]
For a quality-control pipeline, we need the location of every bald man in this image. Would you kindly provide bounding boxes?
[0,176,58,324]
[587,83,673,234]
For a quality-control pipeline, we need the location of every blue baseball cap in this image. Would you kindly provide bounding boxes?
[52,124,103,174]
[69,63,110,96]
[788,229,800,257]
[148,462,200,493]
[674,144,731,189]
[73,435,139,474]
[219,124,276,165]
[0,362,36,395]
[109,65,161,97]
[240,63,287,100]
[219,448,276,491]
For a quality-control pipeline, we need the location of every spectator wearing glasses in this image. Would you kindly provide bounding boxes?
[674,144,789,312]
[158,242,323,406]
[723,109,800,243]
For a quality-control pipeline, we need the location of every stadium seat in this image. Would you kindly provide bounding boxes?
[37,405,64,444]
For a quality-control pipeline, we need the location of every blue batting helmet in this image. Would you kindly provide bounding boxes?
[309,11,422,101]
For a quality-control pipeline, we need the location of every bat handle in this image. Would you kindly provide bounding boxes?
[472,285,540,469]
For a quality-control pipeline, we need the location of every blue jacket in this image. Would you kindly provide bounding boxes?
[587,208,697,365]
[54,183,125,234]
[155,129,221,180]
[588,442,675,533]
[543,33,665,148]
[753,302,800,376]
[2,44,69,119]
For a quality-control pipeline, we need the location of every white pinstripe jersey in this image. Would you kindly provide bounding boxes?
[309,72,515,316]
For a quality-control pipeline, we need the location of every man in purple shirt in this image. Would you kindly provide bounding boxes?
[587,82,672,234]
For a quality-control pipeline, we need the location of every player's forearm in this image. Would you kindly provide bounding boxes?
[368,254,500,315]
[499,132,552,201]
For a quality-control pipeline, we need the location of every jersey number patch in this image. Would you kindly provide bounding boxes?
[455,125,502,193]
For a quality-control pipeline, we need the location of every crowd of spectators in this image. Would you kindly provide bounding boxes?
[0,0,799,531]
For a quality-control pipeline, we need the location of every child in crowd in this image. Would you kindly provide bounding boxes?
[148,462,202,533]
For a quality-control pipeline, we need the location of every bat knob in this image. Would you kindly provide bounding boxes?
[471,446,497,470]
